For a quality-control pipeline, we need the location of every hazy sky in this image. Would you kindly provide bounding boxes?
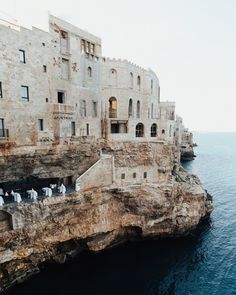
[0,0,235,132]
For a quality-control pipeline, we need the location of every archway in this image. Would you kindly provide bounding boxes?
[109,97,117,118]
[136,123,144,137]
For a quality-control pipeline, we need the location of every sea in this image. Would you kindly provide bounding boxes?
[5,132,236,295]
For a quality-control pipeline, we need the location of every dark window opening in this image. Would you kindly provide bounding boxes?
[121,173,125,180]
[0,82,2,98]
[71,121,76,136]
[128,99,133,117]
[110,121,128,134]
[38,119,44,131]
[43,65,47,72]
[42,42,46,46]
[86,123,89,136]
[0,118,5,137]
[136,123,144,137]
[144,172,147,179]
[151,123,157,137]
[133,172,136,178]
[136,100,140,118]
[92,101,98,117]
[162,129,165,134]
[87,66,92,78]
[57,91,65,104]
[111,123,119,134]
[45,98,49,103]
[137,75,141,90]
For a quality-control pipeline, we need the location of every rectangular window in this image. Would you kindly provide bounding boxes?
[0,118,4,137]
[90,43,95,55]
[0,82,2,98]
[92,101,98,118]
[62,58,69,80]
[121,173,125,180]
[86,123,89,136]
[81,39,85,53]
[144,172,147,179]
[43,65,47,72]
[60,31,69,54]
[21,85,29,101]
[71,121,76,136]
[57,91,65,104]
[86,41,90,53]
[19,49,25,63]
[133,172,136,178]
[38,119,44,131]
[80,100,86,117]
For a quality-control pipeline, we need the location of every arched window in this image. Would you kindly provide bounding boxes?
[136,123,144,137]
[151,123,157,137]
[109,97,117,118]
[130,72,133,88]
[137,75,141,90]
[128,99,133,117]
[110,68,117,86]
[136,100,140,118]
[87,66,92,78]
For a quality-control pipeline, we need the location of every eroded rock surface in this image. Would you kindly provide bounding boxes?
[0,169,213,292]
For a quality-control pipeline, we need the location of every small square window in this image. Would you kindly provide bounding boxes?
[21,85,29,101]
[42,43,46,46]
[121,173,125,180]
[19,49,25,63]
[43,65,47,72]
[144,172,147,179]
[133,172,136,178]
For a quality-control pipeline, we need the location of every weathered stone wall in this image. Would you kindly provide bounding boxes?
[76,155,114,191]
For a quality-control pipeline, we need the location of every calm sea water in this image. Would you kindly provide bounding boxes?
[6,133,236,295]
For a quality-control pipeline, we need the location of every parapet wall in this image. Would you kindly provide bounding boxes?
[76,155,114,191]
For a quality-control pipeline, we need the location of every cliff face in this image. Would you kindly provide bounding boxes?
[0,168,213,292]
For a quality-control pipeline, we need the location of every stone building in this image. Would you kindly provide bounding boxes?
[0,14,187,191]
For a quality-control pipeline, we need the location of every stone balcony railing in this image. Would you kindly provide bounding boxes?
[52,104,75,115]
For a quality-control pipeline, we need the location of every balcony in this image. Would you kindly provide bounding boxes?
[0,129,9,138]
[52,104,75,115]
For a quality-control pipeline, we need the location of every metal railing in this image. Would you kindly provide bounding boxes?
[0,129,9,138]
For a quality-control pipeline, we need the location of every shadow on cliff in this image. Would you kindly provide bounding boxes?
[4,218,213,295]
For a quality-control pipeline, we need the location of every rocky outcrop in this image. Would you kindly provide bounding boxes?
[0,169,213,292]
[0,142,100,184]
[180,147,196,161]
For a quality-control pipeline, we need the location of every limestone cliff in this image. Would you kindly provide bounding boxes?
[0,168,213,292]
